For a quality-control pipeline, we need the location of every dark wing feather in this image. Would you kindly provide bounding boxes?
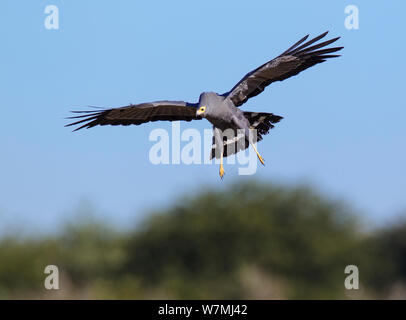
[66,101,200,131]
[210,112,283,159]
[224,31,343,107]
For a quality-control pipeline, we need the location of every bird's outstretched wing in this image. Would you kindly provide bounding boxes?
[66,101,200,131]
[223,31,343,107]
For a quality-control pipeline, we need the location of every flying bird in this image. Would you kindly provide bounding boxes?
[66,31,343,179]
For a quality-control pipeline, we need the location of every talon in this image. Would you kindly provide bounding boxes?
[258,154,265,166]
[219,165,225,179]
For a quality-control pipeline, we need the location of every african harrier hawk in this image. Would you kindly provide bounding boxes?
[66,31,343,179]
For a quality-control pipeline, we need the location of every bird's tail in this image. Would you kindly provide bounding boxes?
[243,111,283,138]
[210,112,283,159]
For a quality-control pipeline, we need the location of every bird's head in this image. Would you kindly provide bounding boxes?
[197,92,223,118]
[196,105,207,117]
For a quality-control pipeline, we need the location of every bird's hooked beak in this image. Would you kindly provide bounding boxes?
[197,106,206,117]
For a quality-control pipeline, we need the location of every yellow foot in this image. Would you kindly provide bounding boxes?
[219,165,225,180]
[250,142,265,166]
[257,154,265,166]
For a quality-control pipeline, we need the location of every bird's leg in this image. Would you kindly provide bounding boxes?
[219,150,225,179]
[213,127,226,179]
[250,142,265,166]
[244,127,265,166]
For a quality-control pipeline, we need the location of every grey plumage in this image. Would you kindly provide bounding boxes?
[66,31,343,178]
[210,112,283,159]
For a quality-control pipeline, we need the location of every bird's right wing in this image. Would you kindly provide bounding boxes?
[223,31,343,107]
[66,100,201,131]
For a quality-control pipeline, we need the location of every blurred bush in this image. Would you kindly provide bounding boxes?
[0,181,405,299]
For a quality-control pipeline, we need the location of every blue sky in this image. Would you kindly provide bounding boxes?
[1,0,405,233]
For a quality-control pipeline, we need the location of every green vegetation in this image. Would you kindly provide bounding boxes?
[0,182,405,299]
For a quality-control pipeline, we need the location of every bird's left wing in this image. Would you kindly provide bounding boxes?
[66,100,200,131]
[223,31,343,107]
